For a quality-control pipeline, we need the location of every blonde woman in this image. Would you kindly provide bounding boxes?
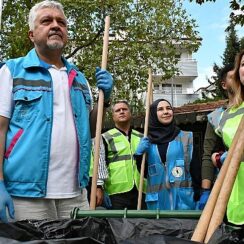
[214,50,244,225]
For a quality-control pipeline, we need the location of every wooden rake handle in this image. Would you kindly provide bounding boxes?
[204,116,244,243]
[191,115,244,243]
[90,16,110,210]
[137,68,153,210]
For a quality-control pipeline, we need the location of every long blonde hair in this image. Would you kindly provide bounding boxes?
[232,50,244,107]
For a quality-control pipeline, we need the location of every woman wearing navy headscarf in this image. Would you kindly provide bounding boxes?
[135,99,200,210]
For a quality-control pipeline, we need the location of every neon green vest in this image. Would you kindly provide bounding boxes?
[216,102,244,225]
[89,151,94,177]
[103,128,147,195]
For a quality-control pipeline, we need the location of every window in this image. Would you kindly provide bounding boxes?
[161,84,182,94]
[175,84,182,94]
[162,84,171,94]
[154,84,160,90]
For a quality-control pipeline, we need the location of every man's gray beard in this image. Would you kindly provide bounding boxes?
[47,41,64,50]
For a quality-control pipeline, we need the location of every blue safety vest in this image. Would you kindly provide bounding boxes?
[3,49,92,197]
[145,130,197,210]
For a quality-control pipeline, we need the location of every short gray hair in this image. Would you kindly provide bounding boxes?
[112,100,131,113]
[28,0,66,30]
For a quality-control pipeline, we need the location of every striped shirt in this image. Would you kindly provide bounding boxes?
[92,138,108,185]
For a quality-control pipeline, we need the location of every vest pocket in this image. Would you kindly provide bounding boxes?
[109,161,128,184]
[13,90,42,122]
[145,192,159,209]
[148,164,158,176]
[177,187,196,210]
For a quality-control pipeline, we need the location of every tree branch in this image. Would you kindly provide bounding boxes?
[65,27,104,59]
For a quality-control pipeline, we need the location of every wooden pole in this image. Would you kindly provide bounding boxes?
[137,68,153,210]
[191,116,244,242]
[90,16,110,210]
[150,81,153,105]
[204,116,244,243]
[0,0,3,30]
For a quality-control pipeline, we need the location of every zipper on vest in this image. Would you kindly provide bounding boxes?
[156,144,173,210]
[129,139,136,188]
[44,69,54,196]
[68,69,81,185]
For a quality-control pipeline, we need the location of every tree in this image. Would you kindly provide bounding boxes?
[201,23,241,100]
[222,23,240,66]
[0,0,201,107]
[239,37,244,50]
[189,0,244,27]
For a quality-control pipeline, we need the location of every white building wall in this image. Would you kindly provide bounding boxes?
[152,51,199,107]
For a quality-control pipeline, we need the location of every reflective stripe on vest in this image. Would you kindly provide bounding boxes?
[147,180,192,193]
[216,103,244,140]
[207,107,225,131]
[103,128,146,195]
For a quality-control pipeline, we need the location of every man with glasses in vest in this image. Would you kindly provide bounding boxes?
[102,100,147,209]
[0,0,113,222]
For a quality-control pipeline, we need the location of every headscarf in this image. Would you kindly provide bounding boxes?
[148,99,180,144]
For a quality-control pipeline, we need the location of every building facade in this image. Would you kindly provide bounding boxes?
[152,50,199,107]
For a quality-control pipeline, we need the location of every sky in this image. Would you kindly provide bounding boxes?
[183,0,244,91]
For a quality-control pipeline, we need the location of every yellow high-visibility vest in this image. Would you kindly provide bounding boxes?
[103,128,147,195]
[216,102,244,225]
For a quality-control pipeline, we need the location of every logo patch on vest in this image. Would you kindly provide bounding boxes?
[172,167,183,177]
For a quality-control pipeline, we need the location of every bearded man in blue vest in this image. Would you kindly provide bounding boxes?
[102,100,147,209]
[0,0,113,222]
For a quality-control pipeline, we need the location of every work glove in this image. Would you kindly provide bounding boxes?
[95,67,113,101]
[0,180,14,222]
[134,137,150,155]
[199,189,210,210]
[103,192,112,209]
[220,151,228,164]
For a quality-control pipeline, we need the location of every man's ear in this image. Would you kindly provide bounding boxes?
[28,30,34,43]
[221,81,227,90]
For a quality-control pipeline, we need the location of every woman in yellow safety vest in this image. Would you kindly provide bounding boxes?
[214,50,244,225]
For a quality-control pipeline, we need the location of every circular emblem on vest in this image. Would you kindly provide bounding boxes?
[172,167,183,177]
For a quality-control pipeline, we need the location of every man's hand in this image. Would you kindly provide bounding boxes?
[0,180,14,222]
[95,67,113,101]
[103,192,112,209]
[96,187,104,207]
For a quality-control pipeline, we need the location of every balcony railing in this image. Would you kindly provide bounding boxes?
[153,93,199,107]
[153,59,198,78]
[176,59,198,77]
